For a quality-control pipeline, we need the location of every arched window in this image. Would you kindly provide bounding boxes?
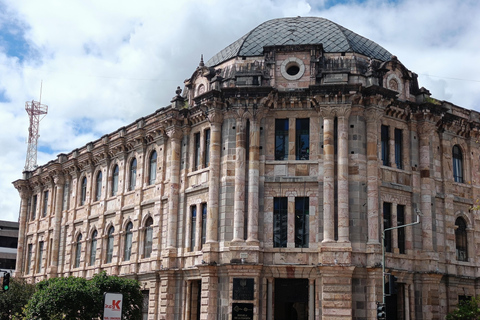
[95,171,102,201]
[124,222,133,261]
[144,217,153,258]
[80,177,87,205]
[129,158,137,191]
[149,151,157,185]
[112,165,119,196]
[89,230,97,266]
[75,233,82,268]
[455,217,468,261]
[453,145,464,183]
[106,226,115,263]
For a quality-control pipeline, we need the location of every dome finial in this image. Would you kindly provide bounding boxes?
[199,54,205,67]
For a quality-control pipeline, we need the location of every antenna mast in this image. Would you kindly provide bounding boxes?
[24,83,48,171]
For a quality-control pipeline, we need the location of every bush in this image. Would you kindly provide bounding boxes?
[0,276,36,320]
[446,296,480,320]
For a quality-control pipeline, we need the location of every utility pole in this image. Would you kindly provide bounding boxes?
[379,210,421,319]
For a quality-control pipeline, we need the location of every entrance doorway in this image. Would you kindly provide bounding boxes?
[274,279,309,320]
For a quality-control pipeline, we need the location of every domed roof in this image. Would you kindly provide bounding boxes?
[206,17,392,67]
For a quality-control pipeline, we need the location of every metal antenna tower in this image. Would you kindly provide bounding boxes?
[24,83,48,171]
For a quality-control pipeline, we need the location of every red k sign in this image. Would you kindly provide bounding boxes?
[104,292,123,320]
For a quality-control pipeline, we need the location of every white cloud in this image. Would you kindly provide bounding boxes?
[0,0,479,222]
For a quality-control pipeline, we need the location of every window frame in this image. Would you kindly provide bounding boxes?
[80,176,87,206]
[295,118,310,160]
[124,222,133,261]
[42,190,49,217]
[144,218,153,259]
[148,151,157,185]
[201,203,207,247]
[294,197,309,248]
[75,233,82,268]
[275,119,289,160]
[453,145,464,183]
[112,165,119,196]
[190,205,197,251]
[89,230,97,266]
[381,125,389,166]
[204,129,211,167]
[455,217,468,261]
[273,197,288,248]
[129,158,137,191]
[106,226,115,264]
[383,202,392,253]
[95,171,102,201]
[394,128,403,169]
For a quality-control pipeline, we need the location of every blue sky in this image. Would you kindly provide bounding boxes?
[0,0,480,222]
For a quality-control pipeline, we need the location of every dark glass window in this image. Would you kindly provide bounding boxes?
[42,190,48,217]
[27,243,33,273]
[194,132,201,170]
[273,197,288,248]
[129,158,137,191]
[296,119,309,160]
[89,230,97,266]
[106,227,115,263]
[381,125,389,166]
[295,197,309,248]
[383,202,392,253]
[95,171,102,201]
[112,165,119,196]
[191,206,197,251]
[201,204,207,247]
[37,241,44,273]
[149,151,157,185]
[204,129,211,167]
[397,205,405,254]
[75,234,82,268]
[144,218,153,258]
[455,217,468,261]
[31,195,37,220]
[453,145,463,183]
[275,119,289,160]
[62,182,69,211]
[394,128,403,169]
[81,177,87,205]
[124,222,133,261]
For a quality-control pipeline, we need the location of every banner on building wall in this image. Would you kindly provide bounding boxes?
[104,292,123,320]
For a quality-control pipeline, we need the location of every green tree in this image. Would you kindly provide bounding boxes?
[24,272,143,320]
[446,296,480,320]
[0,276,36,320]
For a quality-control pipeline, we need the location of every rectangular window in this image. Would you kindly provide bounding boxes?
[194,132,201,170]
[190,206,197,251]
[383,202,392,253]
[37,241,44,273]
[273,197,288,248]
[27,243,33,273]
[142,290,149,320]
[204,129,210,167]
[295,197,309,248]
[31,195,37,220]
[296,119,309,160]
[201,204,207,247]
[394,128,403,169]
[275,119,289,160]
[381,125,389,166]
[397,205,405,254]
[62,182,69,211]
[42,190,49,217]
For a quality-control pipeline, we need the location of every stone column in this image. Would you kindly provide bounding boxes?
[337,107,351,243]
[206,111,223,245]
[418,120,435,253]
[49,174,65,276]
[320,266,354,319]
[166,126,183,250]
[247,118,260,245]
[321,107,335,243]
[365,107,383,246]
[232,116,246,243]
[13,180,31,277]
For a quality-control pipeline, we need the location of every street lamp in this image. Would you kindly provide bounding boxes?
[381,210,421,305]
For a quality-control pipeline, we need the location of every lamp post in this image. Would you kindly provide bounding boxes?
[381,211,421,306]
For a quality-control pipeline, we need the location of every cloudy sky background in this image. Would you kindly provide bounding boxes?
[1,0,479,222]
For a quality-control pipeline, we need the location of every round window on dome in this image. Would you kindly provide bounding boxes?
[281,57,305,80]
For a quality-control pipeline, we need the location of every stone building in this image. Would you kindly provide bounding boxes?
[12,17,480,320]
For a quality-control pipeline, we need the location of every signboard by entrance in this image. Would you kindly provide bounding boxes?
[104,292,123,320]
[232,303,254,320]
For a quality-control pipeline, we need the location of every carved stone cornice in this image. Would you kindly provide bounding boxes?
[365,107,384,123]
[318,106,336,119]
[12,179,32,199]
[166,125,183,141]
[207,109,224,125]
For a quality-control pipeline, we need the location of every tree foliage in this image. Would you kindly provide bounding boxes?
[0,276,36,320]
[446,296,480,320]
[24,272,143,320]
